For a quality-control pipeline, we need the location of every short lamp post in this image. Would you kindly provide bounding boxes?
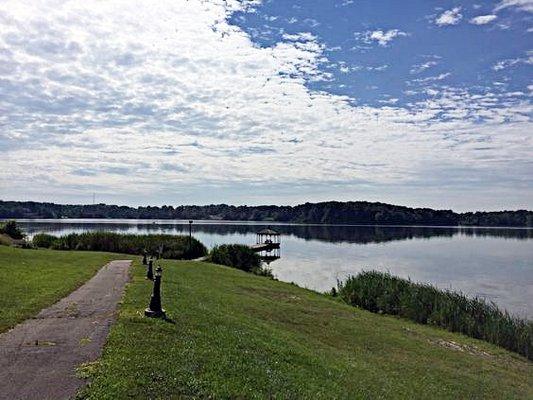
[188,220,193,252]
[146,258,154,280]
[145,266,166,319]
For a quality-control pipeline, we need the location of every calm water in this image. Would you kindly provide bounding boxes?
[17,219,533,318]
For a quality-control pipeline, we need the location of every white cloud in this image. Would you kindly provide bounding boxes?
[379,98,399,105]
[356,29,408,46]
[282,32,316,42]
[410,61,439,74]
[370,64,389,71]
[435,7,463,26]
[0,0,531,206]
[470,15,498,25]
[411,73,452,83]
[303,18,320,28]
[492,53,533,70]
[338,63,389,73]
[493,59,520,70]
[494,0,533,12]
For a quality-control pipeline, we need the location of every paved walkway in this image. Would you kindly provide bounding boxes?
[0,260,132,400]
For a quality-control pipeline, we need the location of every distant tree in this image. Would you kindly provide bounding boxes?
[0,200,530,227]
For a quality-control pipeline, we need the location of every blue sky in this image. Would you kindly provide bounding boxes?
[232,0,532,106]
[0,0,531,211]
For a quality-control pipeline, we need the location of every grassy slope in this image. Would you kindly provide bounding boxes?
[82,260,532,399]
[0,246,128,332]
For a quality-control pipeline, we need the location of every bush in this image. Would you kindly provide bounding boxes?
[32,233,58,248]
[208,244,269,275]
[48,232,207,259]
[0,220,24,240]
[337,271,533,361]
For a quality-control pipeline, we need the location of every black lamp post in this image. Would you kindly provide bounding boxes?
[188,220,193,252]
[142,252,147,265]
[146,258,154,280]
[145,266,166,318]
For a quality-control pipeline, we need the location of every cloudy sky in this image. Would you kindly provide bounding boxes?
[0,0,532,211]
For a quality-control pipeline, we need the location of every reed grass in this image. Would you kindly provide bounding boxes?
[32,231,207,260]
[32,233,58,248]
[337,271,532,360]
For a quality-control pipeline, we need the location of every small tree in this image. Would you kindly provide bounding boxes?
[209,244,261,272]
[0,220,24,240]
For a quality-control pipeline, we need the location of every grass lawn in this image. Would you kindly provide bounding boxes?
[81,259,532,399]
[0,246,129,333]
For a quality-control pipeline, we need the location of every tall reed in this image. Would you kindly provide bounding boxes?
[337,271,532,360]
[34,231,207,260]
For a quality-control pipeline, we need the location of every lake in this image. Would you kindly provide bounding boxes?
[17,219,533,318]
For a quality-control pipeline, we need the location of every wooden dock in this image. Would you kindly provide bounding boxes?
[249,242,280,252]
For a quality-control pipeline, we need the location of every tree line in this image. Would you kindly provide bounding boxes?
[0,200,531,227]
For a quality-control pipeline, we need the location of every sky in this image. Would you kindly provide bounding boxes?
[0,0,532,211]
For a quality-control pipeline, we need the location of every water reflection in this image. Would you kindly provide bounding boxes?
[17,219,533,244]
[16,219,533,317]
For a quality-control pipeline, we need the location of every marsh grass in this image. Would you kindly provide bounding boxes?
[32,231,207,260]
[337,271,533,360]
[32,233,58,248]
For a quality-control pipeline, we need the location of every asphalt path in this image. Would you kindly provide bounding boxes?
[0,260,132,400]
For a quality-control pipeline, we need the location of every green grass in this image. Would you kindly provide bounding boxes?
[81,259,532,399]
[337,271,532,360]
[0,246,129,333]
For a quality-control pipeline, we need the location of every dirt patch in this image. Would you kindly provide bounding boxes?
[430,338,493,358]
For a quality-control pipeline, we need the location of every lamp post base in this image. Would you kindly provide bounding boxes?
[144,308,166,318]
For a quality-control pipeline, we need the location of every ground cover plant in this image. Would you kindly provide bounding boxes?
[33,232,207,260]
[336,271,533,360]
[0,246,127,332]
[80,259,532,399]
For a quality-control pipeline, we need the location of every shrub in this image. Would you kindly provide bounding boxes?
[49,232,207,259]
[208,244,266,274]
[337,271,533,361]
[32,233,58,248]
[0,220,24,240]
